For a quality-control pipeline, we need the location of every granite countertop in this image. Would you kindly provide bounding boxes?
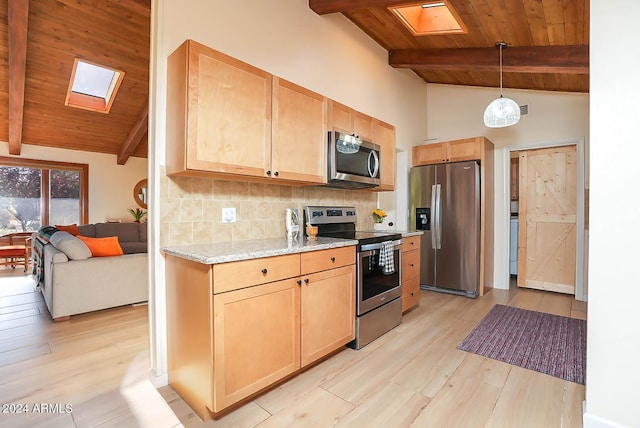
[161,236,358,265]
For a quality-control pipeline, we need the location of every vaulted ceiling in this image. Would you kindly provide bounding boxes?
[309,0,589,93]
[0,0,150,163]
[1,1,588,162]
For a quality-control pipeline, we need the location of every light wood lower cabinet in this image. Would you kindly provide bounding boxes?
[301,265,355,366]
[165,246,356,420]
[213,278,301,411]
[401,235,421,312]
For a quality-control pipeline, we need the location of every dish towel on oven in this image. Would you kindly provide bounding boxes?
[378,240,395,275]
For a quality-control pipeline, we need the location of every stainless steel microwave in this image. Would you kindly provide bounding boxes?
[326,131,380,189]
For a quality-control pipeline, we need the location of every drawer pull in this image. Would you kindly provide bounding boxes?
[410,263,414,267]
[330,257,336,263]
[261,268,268,275]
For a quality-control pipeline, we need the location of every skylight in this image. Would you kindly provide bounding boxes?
[65,59,125,114]
[390,1,467,36]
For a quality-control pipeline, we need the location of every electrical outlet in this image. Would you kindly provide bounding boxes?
[222,207,236,223]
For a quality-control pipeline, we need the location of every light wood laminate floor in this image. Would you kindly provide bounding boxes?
[0,269,586,427]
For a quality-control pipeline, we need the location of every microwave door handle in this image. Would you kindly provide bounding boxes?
[368,150,380,178]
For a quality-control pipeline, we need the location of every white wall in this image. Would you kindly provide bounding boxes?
[149,0,428,383]
[0,143,147,223]
[585,0,640,426]
[155,0,428,163]
[425,84,589,291]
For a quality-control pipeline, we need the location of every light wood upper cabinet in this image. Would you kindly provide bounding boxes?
[448,138,482,162]
[373,119,396,191]
[328,99,373,141]
[413,137,482,166]
[413,142,447,165]
[166,40,271,179]
[271,77,326,184]
[166,40,326,184]
[166,39,395,189]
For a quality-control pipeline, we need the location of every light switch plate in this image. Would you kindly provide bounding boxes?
[222,207,236,223]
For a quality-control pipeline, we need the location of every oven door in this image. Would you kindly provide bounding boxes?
[357,241,402,315]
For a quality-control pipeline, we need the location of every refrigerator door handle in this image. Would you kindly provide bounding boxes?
[430,185,437,249]
[435,184,442,249]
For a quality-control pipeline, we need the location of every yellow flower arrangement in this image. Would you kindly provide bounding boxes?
[372,208,387,223]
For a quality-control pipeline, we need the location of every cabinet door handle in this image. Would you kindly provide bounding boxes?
[261,268,268,275]
[274,171,279,177]
[304,278,309,285]
[297,279,302,286]
[266,170,272,176]
[410,263,414,267]
[330,257,336,263]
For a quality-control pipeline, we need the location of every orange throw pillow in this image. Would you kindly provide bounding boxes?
[77,235,124,257]
[55,224,81,235]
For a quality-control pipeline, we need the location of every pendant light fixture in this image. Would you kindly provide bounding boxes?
[483,42,520,128]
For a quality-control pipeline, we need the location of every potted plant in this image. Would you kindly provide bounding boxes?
[128,207,147,223]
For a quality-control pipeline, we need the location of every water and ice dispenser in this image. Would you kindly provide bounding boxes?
[415,207,430,231]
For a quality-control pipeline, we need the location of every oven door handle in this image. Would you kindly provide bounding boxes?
[359,239,402,252]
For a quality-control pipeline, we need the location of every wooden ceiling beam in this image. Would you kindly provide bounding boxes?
[389,45,589,74]
[117,102,148,165]
[8,0,30,156]
[309,0,410,15]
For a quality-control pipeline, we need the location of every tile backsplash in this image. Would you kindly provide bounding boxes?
[159,167,378,246]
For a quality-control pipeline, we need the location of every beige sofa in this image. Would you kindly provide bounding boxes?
[38,223,148,321]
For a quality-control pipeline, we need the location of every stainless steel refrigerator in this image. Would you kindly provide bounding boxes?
[409,161,480,297]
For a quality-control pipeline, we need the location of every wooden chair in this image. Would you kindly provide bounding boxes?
[0,232,33,272]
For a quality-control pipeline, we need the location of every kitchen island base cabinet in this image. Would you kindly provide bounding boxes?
[165,247,356,420]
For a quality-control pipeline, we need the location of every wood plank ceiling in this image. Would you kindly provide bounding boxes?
[309,0,589,93]
[0,0,150,163]
[1,1,587,161]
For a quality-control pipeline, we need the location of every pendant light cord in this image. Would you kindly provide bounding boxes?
[499,43,504,96]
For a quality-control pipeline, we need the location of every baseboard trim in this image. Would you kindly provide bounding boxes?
[148,368,168,388]
[583,411,624,428]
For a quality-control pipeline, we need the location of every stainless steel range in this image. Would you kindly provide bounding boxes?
[304,206,403,349]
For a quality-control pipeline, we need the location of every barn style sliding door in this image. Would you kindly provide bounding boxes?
[517,145,577,295]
